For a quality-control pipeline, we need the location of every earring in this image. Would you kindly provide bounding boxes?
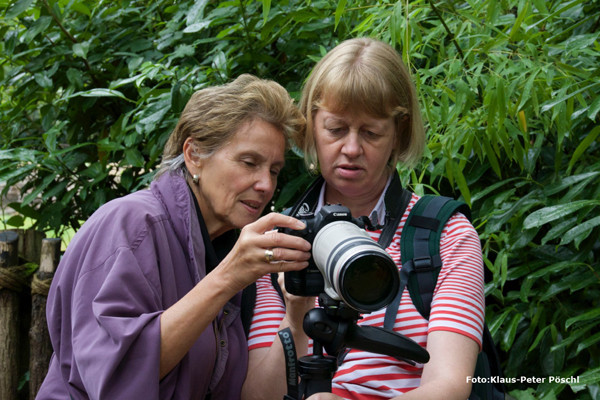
[309,162,320,174]
[192,174,199,184]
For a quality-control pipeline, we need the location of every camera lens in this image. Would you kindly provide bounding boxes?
[341,254,397,307]
[312,221,399,313]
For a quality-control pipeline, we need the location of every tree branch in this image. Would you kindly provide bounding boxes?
[428,0,465,60]
[39,0,77,44]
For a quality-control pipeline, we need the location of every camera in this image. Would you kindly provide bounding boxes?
[281,204,400,313]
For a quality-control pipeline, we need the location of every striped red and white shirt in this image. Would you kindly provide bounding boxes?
[248,192,485,399]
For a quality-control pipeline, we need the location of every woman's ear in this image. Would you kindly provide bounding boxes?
[183,137,202,173]
[391,114,410,165]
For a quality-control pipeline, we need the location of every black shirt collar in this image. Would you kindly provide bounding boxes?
[187,184,237,274]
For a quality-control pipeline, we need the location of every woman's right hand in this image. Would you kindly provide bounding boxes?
[216,212,312,293]
[276,272,316,332]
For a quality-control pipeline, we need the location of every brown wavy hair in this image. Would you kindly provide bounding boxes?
[156,74,305,178]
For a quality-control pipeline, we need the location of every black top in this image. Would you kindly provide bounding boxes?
[188,184,237,274]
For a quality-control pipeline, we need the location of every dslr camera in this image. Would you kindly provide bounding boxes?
[281,204,400,313]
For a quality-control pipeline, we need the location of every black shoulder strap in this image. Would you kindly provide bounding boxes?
[379,173,412,331]
[378,172,412,249]
[401,195,470,319]
[384,195,470,329]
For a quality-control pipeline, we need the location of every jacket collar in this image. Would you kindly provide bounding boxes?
[151,170,204,282]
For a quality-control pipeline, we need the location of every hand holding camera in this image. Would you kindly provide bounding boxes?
[280,204,400,313]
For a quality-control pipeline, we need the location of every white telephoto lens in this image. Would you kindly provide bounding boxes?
[312,221,399,312]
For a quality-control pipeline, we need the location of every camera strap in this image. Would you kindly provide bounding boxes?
[378,172,413,331]
[278,327,300,400]
[287,175,325,217]
[378,172,412,249]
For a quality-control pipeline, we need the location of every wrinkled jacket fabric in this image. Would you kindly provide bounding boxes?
[37,171,247,400]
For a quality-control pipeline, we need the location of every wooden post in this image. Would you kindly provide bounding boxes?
[19,229,45,264]
[29,238,61,399]
[0,230,22,400]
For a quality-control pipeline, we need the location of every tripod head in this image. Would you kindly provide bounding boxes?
[286,294,430,399]
[304,294,430,364]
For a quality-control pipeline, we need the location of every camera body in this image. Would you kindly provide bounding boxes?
[281,204,399,313]
[281,204,360,296]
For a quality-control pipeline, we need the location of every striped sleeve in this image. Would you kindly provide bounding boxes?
[247,274,286,350]
[428,211,485,348]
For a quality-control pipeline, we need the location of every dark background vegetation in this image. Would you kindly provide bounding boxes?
[1,1,598,398]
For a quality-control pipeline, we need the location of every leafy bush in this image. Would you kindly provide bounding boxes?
[0,0,339,233]
[1,0,599,398]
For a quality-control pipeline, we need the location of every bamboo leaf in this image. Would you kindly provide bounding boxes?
[567,126,600,173]
[183,21,211,33]
[541,217,577,244]
[262,0,271,24]
[529,325,552,352]
[588,95,600,120]
[334,0,347,31]
[501,312,522,350]
[508,1,529,42]
[570,366,600,392]
[471,177,520,203]
[565,308,600,329]
[517,70,539,112]
[488,308,513,338]
[576,331,600,355]
[390,1,403,47]
[544,171,600,196]
[22,173,57,206]
[560,215,600,247]
[5,0,35,19]
[523,200,600,229]
[66,88,135,103]
[541,81,600,113]
[482,138,502,178]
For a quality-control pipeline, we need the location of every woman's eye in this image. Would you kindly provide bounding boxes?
[243,160,256,168]
[270,169,280,177]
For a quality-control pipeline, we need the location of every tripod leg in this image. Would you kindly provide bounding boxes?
[297,354,337,398]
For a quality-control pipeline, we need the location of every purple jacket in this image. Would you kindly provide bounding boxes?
[37,171,248,400]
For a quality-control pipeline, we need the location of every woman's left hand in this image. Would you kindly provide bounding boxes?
[216,212,312,293]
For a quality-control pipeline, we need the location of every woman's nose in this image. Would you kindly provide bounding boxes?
[341,131,363,157]
[254,169,275,194]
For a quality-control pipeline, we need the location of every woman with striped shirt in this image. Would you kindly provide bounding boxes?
[242,38,485,400]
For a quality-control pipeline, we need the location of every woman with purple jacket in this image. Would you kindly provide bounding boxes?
[37,74,311,400]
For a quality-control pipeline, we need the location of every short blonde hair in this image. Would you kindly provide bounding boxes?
[297,37,425,169]
[156,74,305,177]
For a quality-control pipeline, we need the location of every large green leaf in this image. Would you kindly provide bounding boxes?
[523,201,600,229]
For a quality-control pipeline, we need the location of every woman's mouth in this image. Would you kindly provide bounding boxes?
[241,200,262,214]
[336,164,364,178]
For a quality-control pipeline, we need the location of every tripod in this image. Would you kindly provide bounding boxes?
[286,294,430,399]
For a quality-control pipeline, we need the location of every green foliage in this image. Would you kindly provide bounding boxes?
[387,2,600,399]
[0,0,340,233]
[1,1,599,398]
[381,2,600,398]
